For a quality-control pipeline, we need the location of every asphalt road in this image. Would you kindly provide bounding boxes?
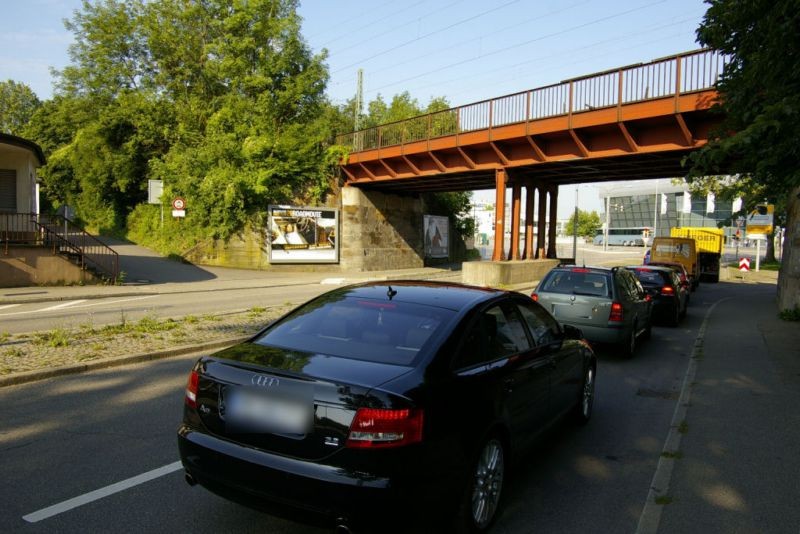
[0,281,718,534]
[0,284,337,335]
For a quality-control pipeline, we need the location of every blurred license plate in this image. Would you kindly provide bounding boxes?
[226,387,311,434]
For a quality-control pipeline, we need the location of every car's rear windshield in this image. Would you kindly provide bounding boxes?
[631,268,669,286]
[254,296,455,366]
[540,270,611,298]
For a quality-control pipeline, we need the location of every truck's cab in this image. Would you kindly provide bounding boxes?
[650,237,699,290]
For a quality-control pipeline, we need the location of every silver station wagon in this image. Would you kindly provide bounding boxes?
[532,265,652,357]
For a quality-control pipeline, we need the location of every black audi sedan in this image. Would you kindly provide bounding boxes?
[178,281,596,532]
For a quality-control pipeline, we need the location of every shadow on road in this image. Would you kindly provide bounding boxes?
[98,236,217,284]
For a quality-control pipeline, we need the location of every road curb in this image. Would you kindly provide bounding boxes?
[635,296,732,534]
[0,335,250,388]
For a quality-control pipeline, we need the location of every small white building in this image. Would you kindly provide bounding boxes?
[0,132,44,215]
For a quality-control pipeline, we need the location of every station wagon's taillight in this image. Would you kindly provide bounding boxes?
[185,370,199,409]
[609,302,624,322]
[346,408,424,449]
[531,293,539,302]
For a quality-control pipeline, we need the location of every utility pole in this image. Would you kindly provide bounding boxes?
[354,69,364,151]
[355,69,363,130]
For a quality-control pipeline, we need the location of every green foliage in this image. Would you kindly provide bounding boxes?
[687,0,800,192]
[779,307,800,321]
[0,80,41,135]
[564,209,602,239]
[423,191,475,240]
[32,328,70,348]
[24,0,335,245]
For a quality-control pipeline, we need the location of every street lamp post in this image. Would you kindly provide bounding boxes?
[572,187,578,261]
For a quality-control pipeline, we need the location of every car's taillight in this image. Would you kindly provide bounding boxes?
[185,370,199,409]
[661,286,675,296]
[609,302,624,322]
[346,408,424,449]
[531,292,539,302]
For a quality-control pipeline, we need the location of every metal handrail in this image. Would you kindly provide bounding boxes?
[335,49,728,153]
[1,212,119,283]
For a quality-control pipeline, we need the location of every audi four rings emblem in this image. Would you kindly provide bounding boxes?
[251,374,280,387]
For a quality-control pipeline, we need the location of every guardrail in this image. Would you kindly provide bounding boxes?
[336,49,727,153]
[1,212,119,283]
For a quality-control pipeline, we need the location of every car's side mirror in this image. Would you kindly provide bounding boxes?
[562,324,584,340]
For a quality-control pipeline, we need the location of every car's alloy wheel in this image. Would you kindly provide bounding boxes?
[462,437,505,532]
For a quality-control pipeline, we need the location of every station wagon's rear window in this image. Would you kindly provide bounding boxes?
[540,270,611,298]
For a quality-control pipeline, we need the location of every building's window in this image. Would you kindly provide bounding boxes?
[0,169,17,212]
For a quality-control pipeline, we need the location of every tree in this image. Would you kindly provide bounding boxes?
[687,0,800,312]
[564,209,602,240]
[685,174,782,262]
[0,80,41,135]
[28,0,334,247]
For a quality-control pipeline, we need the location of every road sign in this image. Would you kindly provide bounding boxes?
[746,203,774,235]
[172,209,186,218]
[148,180,163,204]
[739,257,750,271]
[172,197,186,210]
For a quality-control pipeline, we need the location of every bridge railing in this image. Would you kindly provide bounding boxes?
[336,49,727,153]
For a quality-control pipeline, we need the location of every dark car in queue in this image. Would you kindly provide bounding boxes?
[647,261,693,300]
[178,281,597,533]
[625,265,689,326]
[532,265,652,357]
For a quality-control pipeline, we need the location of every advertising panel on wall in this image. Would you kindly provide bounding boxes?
[424,215,449,259]
[268,205,339,264]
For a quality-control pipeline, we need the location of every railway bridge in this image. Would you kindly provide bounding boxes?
[335,49,726,280]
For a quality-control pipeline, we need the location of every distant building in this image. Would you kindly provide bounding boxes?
[596,178,735,241]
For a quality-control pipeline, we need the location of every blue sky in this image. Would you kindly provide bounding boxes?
[0,0,710,213]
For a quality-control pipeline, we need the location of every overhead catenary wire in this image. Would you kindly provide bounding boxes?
[333,0,523,73]
[362,0,668,95]
[372,14,703,105]
[327,0,464,58]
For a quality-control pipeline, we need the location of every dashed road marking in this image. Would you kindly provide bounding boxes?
[0,296,157,317]
[40,300,88,311]
[22,461,183,523]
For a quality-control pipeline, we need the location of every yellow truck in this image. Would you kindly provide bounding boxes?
[669,227,724,283]
[650,236,699,290]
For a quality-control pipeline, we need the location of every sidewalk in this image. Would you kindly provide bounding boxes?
[653,283,800,533]
[0,263,464,304]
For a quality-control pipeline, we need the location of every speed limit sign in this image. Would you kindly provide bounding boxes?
[172,197,186,210]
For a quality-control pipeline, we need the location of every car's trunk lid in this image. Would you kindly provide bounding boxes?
[193,343,414,460]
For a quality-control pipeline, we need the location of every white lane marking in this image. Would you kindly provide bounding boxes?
[23,461,183,523]
[0,296,157,317]
[68,295,158,310]
[0,304,21,311]
[40,300,88,311]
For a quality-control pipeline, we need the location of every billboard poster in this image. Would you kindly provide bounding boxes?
[424,215,449,259]
[268,205,339,264]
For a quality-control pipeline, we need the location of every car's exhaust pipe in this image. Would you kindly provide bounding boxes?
[184,472,197,486]
[334,518,352,534]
